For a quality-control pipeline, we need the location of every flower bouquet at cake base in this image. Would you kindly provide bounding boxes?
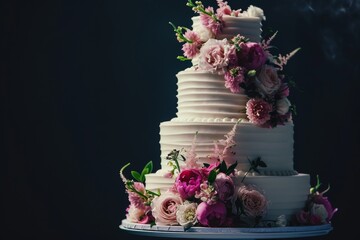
[120,123,337,229]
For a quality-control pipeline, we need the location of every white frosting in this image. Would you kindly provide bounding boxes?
[160,119,295,174]
[192,16,262,42]
[176,68,248,119]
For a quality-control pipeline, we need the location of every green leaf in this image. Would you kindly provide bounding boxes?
[247,70,256,77]
[219,161,227,173]
[203,163,210,168]
[140,168,149,183]
[131,171,141,182]
[144,161,153,174]
[257,159,267,168]
[208,170,217,184]
[226,161,238,175]
[177,56,191,61]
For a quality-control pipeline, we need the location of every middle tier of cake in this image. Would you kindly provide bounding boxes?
[160,118,297,175]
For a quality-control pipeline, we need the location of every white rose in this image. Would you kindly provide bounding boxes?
[176,201,198,228]
[276,98,291,115]
[311,203,328,223]
[243,5,266,21]
[192,22,214,42]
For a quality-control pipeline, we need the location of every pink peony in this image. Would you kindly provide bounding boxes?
[246,98,273,126]
[214,173,235,202]
[126,204,153,224]
[200,7,223,35]
[255,65,282,96]
[182,30,202,59]
[198,39,237,75]
[196,201,227,227]
[236,185,267,218]
[175,169,203,200]
[201,161,220,177]
[224,66,245,93]
[237,42,267,70]
[151,191,183,225]
[128,182,146,208]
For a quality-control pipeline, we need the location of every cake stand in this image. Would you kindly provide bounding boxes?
[120,219,333,239]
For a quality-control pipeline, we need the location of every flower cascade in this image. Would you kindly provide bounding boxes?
[171,0,300,128]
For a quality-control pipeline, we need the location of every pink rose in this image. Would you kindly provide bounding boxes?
[224,66,245,93]
[196,201,227,227]
[200,7,223,35]
[214,173,235,202]
[246,98,273,126]
[237,42,267,70]
[198,39,237,75]
[255,65,281,96]
[236,185,267,217]
[175,169,203,200]
[151,192,183,225]
[128,182,146,208]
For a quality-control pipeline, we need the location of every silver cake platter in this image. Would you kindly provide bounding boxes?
[120,219,333,239]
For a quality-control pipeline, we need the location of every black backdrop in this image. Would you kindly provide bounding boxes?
[2,0,360,239]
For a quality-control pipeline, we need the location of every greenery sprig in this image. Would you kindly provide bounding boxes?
[186,0,221,23]
[166,149,186,175]
[241,157,267,183]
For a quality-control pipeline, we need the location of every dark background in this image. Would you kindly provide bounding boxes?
[2,0,359,239]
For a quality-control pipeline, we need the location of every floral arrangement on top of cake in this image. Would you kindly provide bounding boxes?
[171,0,300,128]
[120,123,337,228]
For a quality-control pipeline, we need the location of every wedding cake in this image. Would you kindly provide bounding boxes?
[120,0,337,228]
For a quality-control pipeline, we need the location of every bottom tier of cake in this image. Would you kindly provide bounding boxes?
[145,172,309,222]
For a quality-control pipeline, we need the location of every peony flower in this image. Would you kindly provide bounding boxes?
[175,169,203,200]
[235,185,267,218]
[128,182,146,208]
[255,65,281,96]
[196,201,227,227]
[176,201,198,228]
[276,97,291,115]
[182,30,202,59]
[126,204,152,224]
[224,66,245,93]
[246,98,273,126]
[242,5,266,21]
[214,173,235,202]
[200,7,223,35]
[151,191,183,225]
[198,39,237,75]
[237,42,267,70]
[201,161,220,177]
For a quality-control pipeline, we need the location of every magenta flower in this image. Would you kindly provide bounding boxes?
[201,161,220,177]
[200,7,223,35]
[312,194,337,222]
[224,66,245,93]
[198,38,237,75]
[175,169,203,200]
[214,173,235,202]
[182,30,202,59]
[196,201,227,227]
[246,98,273,126]
[126,205,153,224]
[237,42,267,70]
